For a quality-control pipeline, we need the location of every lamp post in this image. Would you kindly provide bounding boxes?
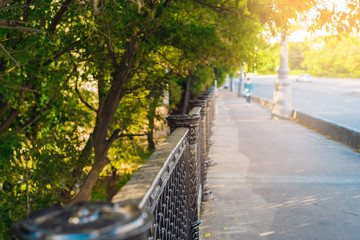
[254,47,258,74]
[272,29,293,119]
[214,79,218,96]
[238,62,245,97]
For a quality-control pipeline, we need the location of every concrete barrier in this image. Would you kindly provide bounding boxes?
[252,96,360,150]
[292,111,360,150]
[251,96,273,109]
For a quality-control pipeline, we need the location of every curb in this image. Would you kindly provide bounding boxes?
[251,96,360,150]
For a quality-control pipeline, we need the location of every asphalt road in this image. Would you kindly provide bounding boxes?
[226,74,360,132]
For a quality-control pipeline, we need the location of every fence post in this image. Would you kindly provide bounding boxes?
[188,100,210,200]
[198,90,215,202]
[214,80,218,96]
[198,91,213,156]
[166,114,201,240]
[207,88,215,124]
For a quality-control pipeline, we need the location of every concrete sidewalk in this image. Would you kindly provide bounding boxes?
[199,91,360,240]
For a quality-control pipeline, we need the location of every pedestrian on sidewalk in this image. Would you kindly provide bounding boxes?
[244,77,253,107]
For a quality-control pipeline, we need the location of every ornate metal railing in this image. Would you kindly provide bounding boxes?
[112,88,215,240]
[14,88,215,240]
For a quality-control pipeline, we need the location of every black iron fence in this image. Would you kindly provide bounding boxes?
[14,88,215,240]
[112,88,215,240]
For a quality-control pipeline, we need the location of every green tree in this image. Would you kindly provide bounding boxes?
[2,1,340,238]
[300,35,360,77]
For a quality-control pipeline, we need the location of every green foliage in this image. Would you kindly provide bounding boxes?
[289,42,305,70]
[256,40,281,74]
[300,36,360,77]
[214,65,229,87]
[93,138,151,201]
[191,66,214,97]
[0,0,332,237]
[274,35,360,78]
[169,78,184,109]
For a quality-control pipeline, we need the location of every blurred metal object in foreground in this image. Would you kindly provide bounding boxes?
[13,202,152,240]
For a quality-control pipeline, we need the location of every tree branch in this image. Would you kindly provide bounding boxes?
[0,96,8,117]
[120,133,146,137]
[0,3,62,11]
[105,22,117,67]
[75,77,97,112]
[119,133,147,138]
[243,14,259,23]
[191,0,259,22]
[0,108,19,134]
[107,128,146,146]
[192,0,238,14]
[22,0,34,22]
[0,81,33,134]
[0,80,39,93]
[48,0,73,35]
[0,0,13,8]
[107,128,122,146]
[0,43,20,67]
[68,52,97,113]
[44,40,81,66]
[0,20,44,33]
[0,99,54,139]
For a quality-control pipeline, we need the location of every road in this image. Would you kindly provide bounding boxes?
[226,74,360,132]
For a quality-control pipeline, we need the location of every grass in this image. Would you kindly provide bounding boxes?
[91,171,139,201]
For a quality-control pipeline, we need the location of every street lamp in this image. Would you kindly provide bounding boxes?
[238,62,245,97]
[214,79,218,96]
[272,29,293,119]
[254,47,258,74]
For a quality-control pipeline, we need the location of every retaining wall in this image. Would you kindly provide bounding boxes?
[252,96,360,150]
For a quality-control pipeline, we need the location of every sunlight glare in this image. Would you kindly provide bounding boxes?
[324,0,350,13]
[290,0,352,42]
[289,30,307,42]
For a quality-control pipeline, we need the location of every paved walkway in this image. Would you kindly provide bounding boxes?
[199,91,360,240]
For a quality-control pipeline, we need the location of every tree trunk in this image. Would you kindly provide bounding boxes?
[25,156,31,216]
[147,97,156,151]
[0,81,32,134]
[68,37,139,205]
[107,166,119,201]
[69,154,109,204]
[0,109,20,134]
[181,71,192,114]
[61,134,93,202]
[67,0,174,204]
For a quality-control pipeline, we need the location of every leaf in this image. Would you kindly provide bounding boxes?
[204,233,211,237]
